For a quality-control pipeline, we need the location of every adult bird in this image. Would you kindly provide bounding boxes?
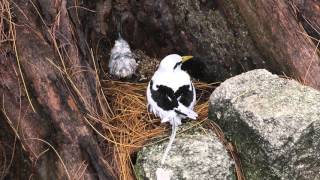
[147,54,198,179]
[147,54,198,127]
[108,34,137,78]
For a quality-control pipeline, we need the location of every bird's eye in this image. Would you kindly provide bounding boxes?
[173,62,182,69]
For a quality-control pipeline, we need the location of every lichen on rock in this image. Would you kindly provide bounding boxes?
[209,69,320,179]
[135,126,235,180]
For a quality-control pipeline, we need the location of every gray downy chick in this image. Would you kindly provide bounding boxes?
[108,35,137,78]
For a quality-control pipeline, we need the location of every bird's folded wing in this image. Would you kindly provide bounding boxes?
[150,80,195,113]
[173,84,194,107]
[149,80,178,111]
[175,103,198,120]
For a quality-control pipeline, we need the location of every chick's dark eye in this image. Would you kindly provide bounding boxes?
[173,62,182,69]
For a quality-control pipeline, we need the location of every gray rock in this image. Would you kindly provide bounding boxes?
[167,0,267,82]
[135,127,235,180]
[209,69,320,179]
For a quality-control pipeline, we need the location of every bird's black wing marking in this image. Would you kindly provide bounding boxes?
[174,109,187,116]
[150,80,178,110]
[174,84,194,107]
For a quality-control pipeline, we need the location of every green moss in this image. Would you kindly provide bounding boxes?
[209,104,280,179]
[134,150,148,180]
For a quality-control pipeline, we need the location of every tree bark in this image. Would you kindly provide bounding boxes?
[232,0,320,89]
[292,0,320,42]
[0,0,114,179]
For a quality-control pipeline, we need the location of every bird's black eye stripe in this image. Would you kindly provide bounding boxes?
[173,62,182,70]
[111,53,133,60]
[123,53,134,59]
[111,53,120,60]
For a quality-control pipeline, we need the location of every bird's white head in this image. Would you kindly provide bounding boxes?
[158,54,193,72]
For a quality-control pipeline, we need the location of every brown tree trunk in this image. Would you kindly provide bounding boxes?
[292,0,320,42]
[231,0,320,89]
[0,0,114,179]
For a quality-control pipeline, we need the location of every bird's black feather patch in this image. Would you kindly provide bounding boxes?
[150,80,178,110]
[174,85,194,107]
[150,80,194,111]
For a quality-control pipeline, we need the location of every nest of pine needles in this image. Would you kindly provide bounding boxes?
[86,75,244,180]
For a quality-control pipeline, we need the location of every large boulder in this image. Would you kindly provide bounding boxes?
[209,69,320,179]
[135,127,235,180]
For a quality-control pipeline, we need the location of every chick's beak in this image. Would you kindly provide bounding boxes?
[181,56,193,63]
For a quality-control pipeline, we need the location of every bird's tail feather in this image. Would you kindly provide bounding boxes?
[175,103,198,120]
[161,122,177,164]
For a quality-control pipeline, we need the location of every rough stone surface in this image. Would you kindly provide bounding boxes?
[135,127,234,180]
[166,0,266,81]
[209,69,320,179]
